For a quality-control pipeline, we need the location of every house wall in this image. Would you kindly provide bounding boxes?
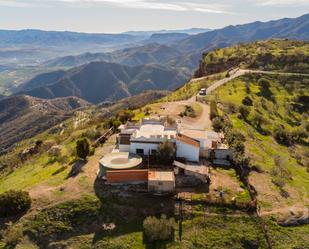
[148,180,175,193]
[176,140,199,162]
[130,142,159,155]
[214,149,233,159]
[106,169,148,184]
[119,144,130,152]
[207,149,233,159]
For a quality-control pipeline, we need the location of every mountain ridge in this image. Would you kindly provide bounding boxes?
[175,13,309,52]
[18,61,190,103]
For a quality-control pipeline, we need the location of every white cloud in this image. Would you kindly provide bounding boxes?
[0,0,230,13]
[252,0,309,6]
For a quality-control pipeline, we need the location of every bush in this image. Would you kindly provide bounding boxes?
[143,215,175,243]
[273,126,292,146]
[3,224,23,247]
[117,109,134,123]
[291,128,308,143]
[156,141,175,165]
[180,105,196,118]
[239,105,250,120]
[226,102,237,114]
[209,101,218,120]
[76,138,90,160]
[82,129,101,140]
[108,118,122,129]
[0,190,31,217]
[212,117,223,132]
[226,130,245,147]
[251,112,266,129]
[258,78,270,89]
[242,96,253,106]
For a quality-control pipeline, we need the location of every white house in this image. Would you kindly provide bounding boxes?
[118,119,177,155]
[118,118,231,163]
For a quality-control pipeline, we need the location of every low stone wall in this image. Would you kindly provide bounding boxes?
[106,169,148,184]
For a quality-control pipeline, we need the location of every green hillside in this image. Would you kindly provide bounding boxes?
[1,40,309,248]
[195,40,309,77]
[211,73,309,211]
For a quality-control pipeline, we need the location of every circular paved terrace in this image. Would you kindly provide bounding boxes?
[99,152,142,170]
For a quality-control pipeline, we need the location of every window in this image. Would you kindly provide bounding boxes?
[136,149,144,154]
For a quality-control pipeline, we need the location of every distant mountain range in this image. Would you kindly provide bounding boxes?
[44,43,185,68]
[43,13,309,70]
[18,61,190,103]
[0,29,142,48]
[122,28,211,36]
[175,13,309,52]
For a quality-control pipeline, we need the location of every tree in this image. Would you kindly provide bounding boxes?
[209,101,218,120]
[273,126,292,146]
[157,141,175,165]
[117,109,134,123]
[242,96,253,106]
[0,190,31,217]
[258,78,270,89]
[76,138,90,160]
[212,117,223,132]
[239,105,250,120]
[251,112,265,129]
[143,215,175,245]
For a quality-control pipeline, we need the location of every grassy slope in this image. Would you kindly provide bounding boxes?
[212,73,309,210]
[201,40,309,74]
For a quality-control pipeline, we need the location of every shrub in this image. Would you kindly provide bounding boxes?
[245,82,251,94]
[108,118,122,129]
[156,141,175,165]
[291,128,308,143]
[82,129,101,140]
[209,101,218,120]
[239,105,250,120]
[3,223,23,247]
[273,126,292,146]
[242,96,253,106]
[180,105,196,118]
[251,112,266,129]
[0,190,31,217]
[225,130,245,147]
[258,78,270,89]
[117,109,134,123]
[143,215,175,243]
[233,152,250,167]
[226,102,237,114]
[76,138,90,160]
[212,117,223,132]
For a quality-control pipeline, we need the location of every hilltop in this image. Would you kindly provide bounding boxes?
[195,39,309,77]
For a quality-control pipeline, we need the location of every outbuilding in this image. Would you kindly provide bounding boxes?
[148,171,175,193]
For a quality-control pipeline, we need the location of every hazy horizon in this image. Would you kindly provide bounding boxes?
[0,0,308,33]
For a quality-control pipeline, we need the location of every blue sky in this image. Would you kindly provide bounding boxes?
[0,0,308,33]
